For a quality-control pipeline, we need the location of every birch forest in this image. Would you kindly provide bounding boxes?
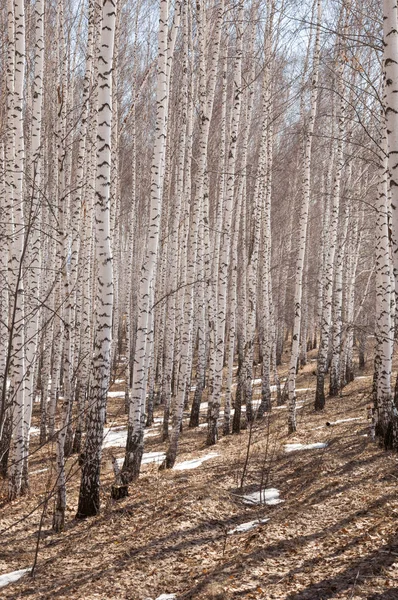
[2,0,398,598]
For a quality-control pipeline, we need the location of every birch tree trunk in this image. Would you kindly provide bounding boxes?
[76,0,117,519]
[287,0,321,433]
[383,0,398,446]
[8,0,27,500]
[208,1,243,447]
[123,0,172,480]
[315,21,346,412]
[374,134,394,445]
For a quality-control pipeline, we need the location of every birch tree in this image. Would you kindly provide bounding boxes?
[76,0,117,520]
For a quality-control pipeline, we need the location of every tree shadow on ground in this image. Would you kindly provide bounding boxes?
[283,534,398,600]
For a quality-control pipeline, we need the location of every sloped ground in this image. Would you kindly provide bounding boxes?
[1,359,398,599]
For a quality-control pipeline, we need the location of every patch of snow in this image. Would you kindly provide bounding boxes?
[328,417,364,425]
[103,426,159,448]
[114,379,125,384]
[296,387,314,392]
[107,391,125,398]
[174,452,219,471]
[29,426,40,436]
[356,376,371,380]
[274,403,304,411]
[0,568,31,588]
[284,442,328,453]
[116,451,166,468]
[242,488,283,505]
[141,451,166,465]
[31,468,48,475]
[199,402,208,410]
[156,595,176,600]
[153,417,163,424]
[227,518,269,535]
[102,427,127,448]
[190,386,197,392]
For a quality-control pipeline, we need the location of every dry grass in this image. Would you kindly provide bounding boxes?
[1,354,398,599]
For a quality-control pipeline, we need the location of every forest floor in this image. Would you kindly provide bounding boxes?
[1,352,398,599]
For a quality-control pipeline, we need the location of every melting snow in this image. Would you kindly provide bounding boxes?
[274,403,304,411]
[328,417,364,426]
[114,379,125,384]
[29,426,40,436]
[227,518,269,535]
[156,595,176,600]
[141,451,166,465]
[284,442,328,453]
[102,427,158,448]
[173,452,219,471]
[107,391,125,398]
[0,568,31,588]
[31,468,48,475]
[102,427,127,448]
[116,451,166,468]
[242,488,283,505]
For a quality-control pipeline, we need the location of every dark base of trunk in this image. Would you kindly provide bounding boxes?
[146,392,154,426]
[189,385,203,428]
[314,376,325,411]
[232,403,241,434]
[121,426,144,483]
[329,384,339,397]
[111,484,129,500]
[72,428,82,454]
[0,446,9,478]
[0,416,11,477]
[161,445,178,469]
[76,496,99,519]
[257,395,271,419]
[184,390,189,409]
[162,404,170,441]
[64,427,74,457]
[206,418,218,446]
[394,374,398,408]
[53,508,65,531]
[246,400,254,423]
[76,463,101,519]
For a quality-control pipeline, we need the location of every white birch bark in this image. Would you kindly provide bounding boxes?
[123,0,173,480]
[374,135,394,442]
[208,1,243,446]
[76,0,117,520]
[315,30,346,412]
[8,0,27,500]
[287,0,321,433]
